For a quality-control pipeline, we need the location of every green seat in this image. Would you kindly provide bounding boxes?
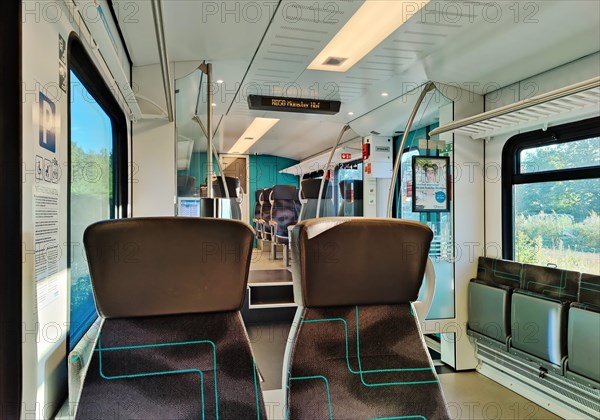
[510,291,568,369]
[468,281,511,345]
[567,306,600,387]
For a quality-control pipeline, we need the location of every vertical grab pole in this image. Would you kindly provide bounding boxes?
[150,0,173,122]
[386,82,436,218]
[193,116,229,199]
[203,62,214,198]
[316,125,351,218]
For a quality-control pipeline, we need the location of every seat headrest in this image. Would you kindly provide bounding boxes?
[83,217,254,319]
[291,218,433,307]
[339,180,363,199]
[262,188,273,203]
[272,185,297,200]
[255,189,263,202]
[213,176,241,198]
[177,176,196,196]
[301,179,332,199]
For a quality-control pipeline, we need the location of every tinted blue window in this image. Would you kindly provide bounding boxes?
[69,70,114,349]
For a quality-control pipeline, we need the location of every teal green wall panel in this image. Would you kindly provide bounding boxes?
[178,152,221,189]
[248,155,299,224]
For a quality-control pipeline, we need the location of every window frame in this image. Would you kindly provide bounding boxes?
[0,2,22,416]
[67,35,128,350]
[501,116,600,260]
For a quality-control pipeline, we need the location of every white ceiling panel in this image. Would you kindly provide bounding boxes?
[114,0,600,162]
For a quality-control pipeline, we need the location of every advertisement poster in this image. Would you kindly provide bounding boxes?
[412,156,450,212]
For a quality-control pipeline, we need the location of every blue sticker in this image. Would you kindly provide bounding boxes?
[435,191,446,203]
[39,91,56,153]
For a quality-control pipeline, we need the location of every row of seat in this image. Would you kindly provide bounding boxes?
[252,179,364,258]
[468,256,600,388]
[72,217,450,419]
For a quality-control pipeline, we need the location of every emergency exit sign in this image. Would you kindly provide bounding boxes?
[341,153,352,160]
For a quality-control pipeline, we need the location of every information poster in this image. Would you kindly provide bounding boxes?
[412,156,450,212]
[34,184,60,309]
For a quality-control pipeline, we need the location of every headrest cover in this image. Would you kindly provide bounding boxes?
[291,218,433,307]
[213,176,241,198]
[84,217,254,319]
[272,185,297,200]
[301,179,332,199]
[339,180,363,199]
[262,188,273,204]
[177,176,196,196]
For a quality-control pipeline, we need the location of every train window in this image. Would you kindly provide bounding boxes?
[520,136,600,173]
[68,38,128,350]
[68,70,114,348]
[503,117,600,274]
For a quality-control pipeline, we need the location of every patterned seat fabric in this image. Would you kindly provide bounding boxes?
[261,187,273,240]
[76,218,265,419]
[288,305,448,420]
[253,189,264,238]
[78,312,264,419]
[271,185,300,243]
[287,218,449,419]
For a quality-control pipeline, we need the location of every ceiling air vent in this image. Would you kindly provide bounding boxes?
[370,131,381,135]
[322,56,348,67]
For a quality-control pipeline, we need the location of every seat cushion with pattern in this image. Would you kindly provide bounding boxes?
[77,312,264,419]
[287,305,448,420]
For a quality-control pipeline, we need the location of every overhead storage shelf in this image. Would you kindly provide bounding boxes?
[429,77,600,140]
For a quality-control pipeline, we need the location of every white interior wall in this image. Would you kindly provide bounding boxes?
[484,53,600,256]
[131,64,176,216]
[21,2,132,417]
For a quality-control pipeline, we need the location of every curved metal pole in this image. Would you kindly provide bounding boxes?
[150,0,173,122]
[386,82,436,218]
[192,115,229,199]
[316,125,350,218]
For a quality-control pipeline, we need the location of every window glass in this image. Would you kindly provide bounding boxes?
[514,179,600,274]
[396,126,455,320]
[520,137,600,173]
[69,70,114,349]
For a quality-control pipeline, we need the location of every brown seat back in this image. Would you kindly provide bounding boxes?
[291,217,433,307]
[84,217,254,318]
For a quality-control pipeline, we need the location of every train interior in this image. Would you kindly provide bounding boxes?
[2,0,599,418]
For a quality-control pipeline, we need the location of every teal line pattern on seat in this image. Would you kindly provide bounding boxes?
[96,338,218,420]
[523,267,577,299]
[289,375,333,420]
[301,316,434,380]
[288,308,436,419]
[354,307,438,387]
[483,259,521,283]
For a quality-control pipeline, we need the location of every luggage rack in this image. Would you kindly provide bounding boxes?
[430,77,600,140]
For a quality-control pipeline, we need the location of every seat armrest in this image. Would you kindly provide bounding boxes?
[413,257,435,323]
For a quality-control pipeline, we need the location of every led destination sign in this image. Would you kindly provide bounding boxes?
[248,95,341,115]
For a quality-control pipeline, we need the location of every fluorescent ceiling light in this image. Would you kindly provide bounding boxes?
[307,0,429,72]
[228,117,280,154]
